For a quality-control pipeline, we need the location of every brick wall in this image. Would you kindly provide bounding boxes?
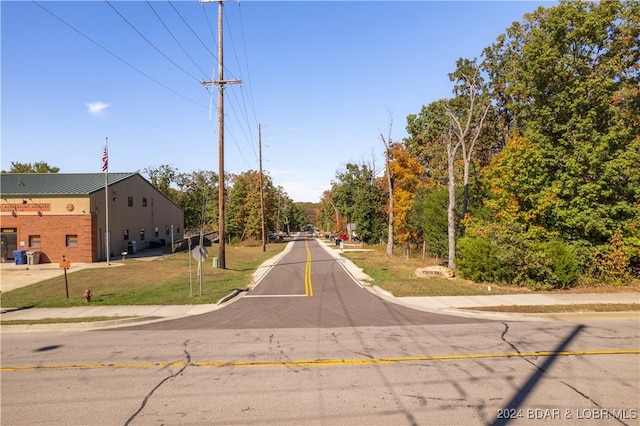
[1,214,96,263]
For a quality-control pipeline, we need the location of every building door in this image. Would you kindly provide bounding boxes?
[1,228,17,262]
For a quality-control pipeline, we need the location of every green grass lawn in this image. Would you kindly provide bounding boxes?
[2,240,638,313]
[0,243,286,308]
[341,244,640,297]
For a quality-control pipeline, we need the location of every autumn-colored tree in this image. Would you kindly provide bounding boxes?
[387,142,426,255]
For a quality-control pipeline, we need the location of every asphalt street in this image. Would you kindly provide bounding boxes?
[126,238,487,330]
[1,238,639,425]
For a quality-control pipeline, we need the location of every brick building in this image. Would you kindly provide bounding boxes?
[0,173,184,263]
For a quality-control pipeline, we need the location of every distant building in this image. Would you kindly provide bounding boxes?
[0,172,184,263]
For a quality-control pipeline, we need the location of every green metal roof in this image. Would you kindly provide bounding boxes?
[0,173,138,196]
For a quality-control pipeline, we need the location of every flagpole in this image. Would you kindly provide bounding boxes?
[103,137,110,266]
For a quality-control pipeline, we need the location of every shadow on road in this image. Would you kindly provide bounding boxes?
[492,324,586,426]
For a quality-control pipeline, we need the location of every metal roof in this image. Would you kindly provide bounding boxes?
[0,173,138,196]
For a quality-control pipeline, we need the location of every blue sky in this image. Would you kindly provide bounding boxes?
[2,1,552,202]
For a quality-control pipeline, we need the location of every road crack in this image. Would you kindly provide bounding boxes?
[499,324,627,425]
[124,340,191,426]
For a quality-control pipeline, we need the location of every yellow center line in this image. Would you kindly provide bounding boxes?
[2,350,637,372]
[305,240,313,297]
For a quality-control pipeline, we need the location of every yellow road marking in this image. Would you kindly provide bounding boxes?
[305,240,313,296]
[2,350,637,372]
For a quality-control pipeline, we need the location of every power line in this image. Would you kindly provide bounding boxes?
[168,0,216,59]
[106,0,202,83]
[32,1,208,110]
[220,3,260,166]
[146,0,210,80]
[237,2,259,125]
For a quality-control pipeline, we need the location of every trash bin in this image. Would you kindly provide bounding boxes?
[212,257,219,268]
[12,250,26,265]
[26,250,42,265]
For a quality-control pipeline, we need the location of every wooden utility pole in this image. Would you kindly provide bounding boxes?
[258,123,266,252]
[200,0,241,269]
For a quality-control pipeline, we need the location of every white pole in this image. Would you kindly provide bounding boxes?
[188,237,192,297]
[103,137,110,266]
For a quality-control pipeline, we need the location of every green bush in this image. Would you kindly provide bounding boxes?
[457,235,508,283]
[458,219,580,289]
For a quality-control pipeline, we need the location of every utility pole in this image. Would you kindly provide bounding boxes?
[200,0,241,269]
[258,123,266,252]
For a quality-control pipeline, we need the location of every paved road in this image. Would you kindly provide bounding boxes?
[2,238,638,425]
[128,238,486,330]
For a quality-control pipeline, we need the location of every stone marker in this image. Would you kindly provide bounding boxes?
[415,265,455,279]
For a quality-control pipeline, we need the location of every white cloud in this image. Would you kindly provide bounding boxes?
[86,101,110,116]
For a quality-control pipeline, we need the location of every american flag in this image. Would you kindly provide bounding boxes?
[102,147,108,172]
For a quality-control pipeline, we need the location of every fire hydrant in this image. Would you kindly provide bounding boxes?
[83,289,92,303]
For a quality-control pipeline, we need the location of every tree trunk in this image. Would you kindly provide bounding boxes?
[382,133,394,257]
[447,153,457,271]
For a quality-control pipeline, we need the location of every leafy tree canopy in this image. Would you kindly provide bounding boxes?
[6,161,59,173]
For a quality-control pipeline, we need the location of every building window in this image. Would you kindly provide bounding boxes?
[142,197,147,207]
[124,229,129,241]
[176,225,181,234]
[29,235,41,248]
[66,235,78,247]
[166,225,170,236]
[154,226,159,238]
[128,197,133,207]
[140,228,145,241]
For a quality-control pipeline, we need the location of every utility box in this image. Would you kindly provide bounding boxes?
[26,250,42,265]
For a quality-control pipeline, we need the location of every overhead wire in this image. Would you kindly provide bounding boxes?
[237,2,259,126]
[225,6,258,162]
[36,0,260,173]
[106,0,202,83]
[199,1,260,170]
[32,1,209,110]
[168,0,216,58]
[146,0,210,81]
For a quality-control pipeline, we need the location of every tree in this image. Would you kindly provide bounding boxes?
[435,59,491,270]
[387,142,426,256]
[444,58,490,221]
[6,161,59,173]
[227,171,265,241]
[174,170,217,232]
[410,187,452,258]
[481,0,640,244]
[319,190,340,234]
[331,163,386,244]
[381,124,394,256]
[405,101,450,189]
[144,165,179,202]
